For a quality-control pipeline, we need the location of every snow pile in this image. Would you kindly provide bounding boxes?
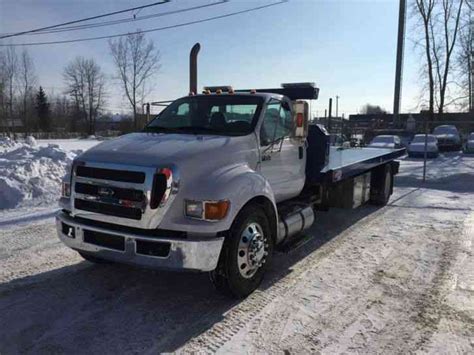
[0,137,20,154]
[0,139,80,210]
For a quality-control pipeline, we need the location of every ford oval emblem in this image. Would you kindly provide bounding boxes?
[98,186,114,197]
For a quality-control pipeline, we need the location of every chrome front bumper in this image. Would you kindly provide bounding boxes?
[56,211,224,272]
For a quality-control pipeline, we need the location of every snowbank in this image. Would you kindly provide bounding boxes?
[0,138,80,210]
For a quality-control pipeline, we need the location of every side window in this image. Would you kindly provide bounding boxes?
[177,102,189,116]
[279,102,293,134]
[260,100,292,146]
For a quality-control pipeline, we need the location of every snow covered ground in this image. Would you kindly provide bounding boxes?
[0,148,472,354]
[0,138,100,228]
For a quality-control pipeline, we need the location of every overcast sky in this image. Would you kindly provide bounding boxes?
[0,0,423,117]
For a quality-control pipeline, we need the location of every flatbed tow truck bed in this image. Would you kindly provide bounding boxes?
[311,147,406,184]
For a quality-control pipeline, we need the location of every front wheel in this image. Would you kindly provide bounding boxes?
[210,205,274,298]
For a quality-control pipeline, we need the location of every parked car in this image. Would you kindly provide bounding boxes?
[464,132,474,154]
[368,135,403,149]
[432,125,461,151]
[363,129,413,148]
[408,134,439,158]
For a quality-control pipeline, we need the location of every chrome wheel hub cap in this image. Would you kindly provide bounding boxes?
[237,222,268,279]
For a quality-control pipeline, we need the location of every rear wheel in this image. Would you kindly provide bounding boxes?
[210,205,274,298]
[370,164,392,206]
[78,252,111,264]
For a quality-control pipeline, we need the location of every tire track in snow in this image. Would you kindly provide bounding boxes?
[179,205,394,353]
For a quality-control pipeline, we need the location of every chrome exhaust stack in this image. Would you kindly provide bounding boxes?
[189,43,200,94]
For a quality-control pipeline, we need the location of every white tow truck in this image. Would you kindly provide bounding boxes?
[57,50,405,297]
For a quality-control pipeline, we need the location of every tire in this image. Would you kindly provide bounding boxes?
[210,204,274,298]
[370,164,393,206]
[78,251,111,264]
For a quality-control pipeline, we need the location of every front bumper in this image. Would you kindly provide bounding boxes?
[56,211,224,272]
[437,142,461,151]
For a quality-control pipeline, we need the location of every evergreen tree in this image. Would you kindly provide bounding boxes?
[36,86,50,131]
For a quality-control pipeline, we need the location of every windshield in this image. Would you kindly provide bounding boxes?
[433,125,458,135]
[371,136,394,144]
[145,95,264,136]
[412,135,437,143]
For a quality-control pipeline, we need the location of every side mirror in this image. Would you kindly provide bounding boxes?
[292,100,309,139]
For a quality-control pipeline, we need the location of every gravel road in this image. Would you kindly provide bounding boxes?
[0,155,473,354]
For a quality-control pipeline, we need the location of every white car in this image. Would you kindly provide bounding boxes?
[408,134,439,158]
[465,132,474,154]
[433,125,461,151]
[368,135,403,149]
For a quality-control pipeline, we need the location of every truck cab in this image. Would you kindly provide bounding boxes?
[57,83,403,297]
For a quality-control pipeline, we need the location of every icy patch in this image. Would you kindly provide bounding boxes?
[0,140,78,210]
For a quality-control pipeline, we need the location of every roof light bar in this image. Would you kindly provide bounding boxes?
[203,86,234,93]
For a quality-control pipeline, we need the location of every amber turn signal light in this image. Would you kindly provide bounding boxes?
[204,200,230,220]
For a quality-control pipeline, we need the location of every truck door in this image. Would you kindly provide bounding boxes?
[259,99,306,202]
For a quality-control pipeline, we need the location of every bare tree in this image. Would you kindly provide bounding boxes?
[63,57,106,135]
[412,0,468,114]
[4,46,18,131]
[109,31,161,129]
[414,0,436,116]
[436,0,464,113]
[454,6,472,111]
[0,50,7,132]
[18,48,37,135]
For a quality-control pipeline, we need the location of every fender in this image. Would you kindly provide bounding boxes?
[157,163,278,235]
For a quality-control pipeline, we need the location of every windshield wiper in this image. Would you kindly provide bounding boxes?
[143,126,181,133]
[144,125,235,136]
[172,126,224,134]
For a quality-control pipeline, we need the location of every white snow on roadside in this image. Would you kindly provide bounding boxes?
[0,139,76,210]
[0,137,100,215]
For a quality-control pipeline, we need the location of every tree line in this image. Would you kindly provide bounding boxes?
[412,0,472,114]
[0,31,160,136]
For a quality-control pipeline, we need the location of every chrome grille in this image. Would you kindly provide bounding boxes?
[71,162,178,229]
[75,199,143,220]
[76,165,145,183]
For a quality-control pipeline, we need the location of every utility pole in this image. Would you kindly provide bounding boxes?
[328,98,333,133]
[336,95,339,118]
[393,0,406,126]
[470,18,473,112]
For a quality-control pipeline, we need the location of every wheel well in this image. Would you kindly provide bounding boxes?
[239,196,278,243]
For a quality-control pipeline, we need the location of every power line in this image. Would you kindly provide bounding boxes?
[0,1,286,47]
[1,1,227,36]
[0,1,169,40]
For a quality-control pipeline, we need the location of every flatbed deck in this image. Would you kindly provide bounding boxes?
[316,147,406,183]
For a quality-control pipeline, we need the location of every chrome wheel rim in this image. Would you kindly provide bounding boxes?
[237,222,268,279]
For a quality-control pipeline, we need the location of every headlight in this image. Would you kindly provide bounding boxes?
[185,200,230,221]
[185,200,204,219]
